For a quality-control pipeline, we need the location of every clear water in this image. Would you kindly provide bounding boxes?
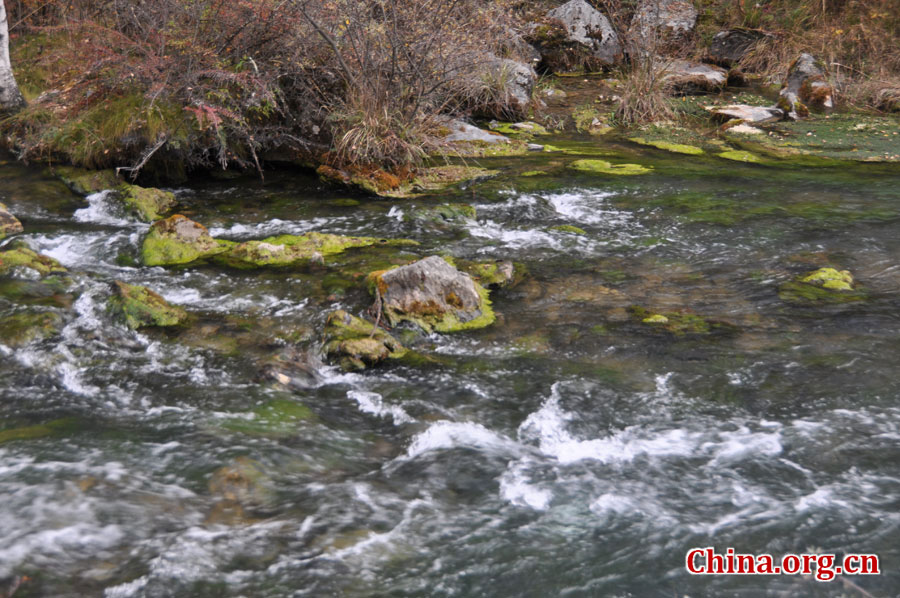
[1,149,900,597]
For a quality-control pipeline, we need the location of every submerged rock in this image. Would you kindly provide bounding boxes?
[529,0,622,72]
[778,53,834,119]
[207,456,276,523]
[0,203,23,239]
[108,280,189,329]
[629,305,738,336]
[662,59,727,94]
[409,204,477,230]
[53,166,176,221]
[369,256,495,333]
[141,215,232,266]
[779,267,866,304]
[218,233,416,269]
[322,309,407,371]
[0,309,64,347]
[707,104,784,124]
[0,242,67,277]
[708,28,771,66]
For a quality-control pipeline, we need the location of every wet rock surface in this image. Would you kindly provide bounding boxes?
[0,202,23,239]
[322,309,407,371]
[369,256,494,333]
[778,53,834,119]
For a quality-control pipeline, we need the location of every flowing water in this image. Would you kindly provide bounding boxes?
[2,146,900,597]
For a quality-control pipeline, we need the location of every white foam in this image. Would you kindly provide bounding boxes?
[73,191,134,226]
[347,390,414,425]
[405,421,519,459]
[499,463,552,510]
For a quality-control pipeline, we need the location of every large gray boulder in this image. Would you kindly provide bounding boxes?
[777,53,834,119]
[708,28,771,66]
[632,0,698,44]
[368,256,495,333]
[440,119,509,145]
[528,0,621,72]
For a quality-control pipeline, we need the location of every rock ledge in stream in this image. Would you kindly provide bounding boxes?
[53,166,176,222]
[369,256,495,333]
[108,280,189,329]
[141,215,233,266]
[323,310,408,371]
[0,242,67,277]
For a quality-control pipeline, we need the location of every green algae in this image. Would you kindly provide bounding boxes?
[630,137,705,155]
[322,309,407,371]
[642,314,669,324]
[550,224,587,235]
[222,399,315,438]
[53,166,120,195]
[0,418,79,445]
[0,242,67,277]
[381,166,499,199]
[443,140,530,158]
[455,259,525,289]
[409,204,476,227]
[0,309,64,347]
[569,159,652,175]
[488,121,550,138]
[718,149,763,163]
[0,276,74,308]
[108,280,189,329]
[521,170,547,176]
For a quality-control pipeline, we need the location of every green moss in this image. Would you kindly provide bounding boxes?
[444,140,530,158]
[141,215,234,266]
[0,310,64,347]
[521,170,547,176]
[0,418,79,445]
[222,400,315,438]
[0,242,67,277]
[488,121,549,138]
[108,281,189,329]
[217,233,417,269]
[118,185,177,222]
[629,305,737,336]
[53,166,120,195]
[381,166,499,199]
[718,149,763,163]
[434,281,495,333]
[409,204,476,227]
[0,276,73,308]
[322,310,407,370]
[630,138,705,155]
[779,267,866,304]
[456,259,524,289]
[569,159,652,175]
[550,224,587,235]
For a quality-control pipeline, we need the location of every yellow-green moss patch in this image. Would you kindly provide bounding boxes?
[569,159,652,175]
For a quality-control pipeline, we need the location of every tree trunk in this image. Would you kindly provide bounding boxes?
[0,0,26,113]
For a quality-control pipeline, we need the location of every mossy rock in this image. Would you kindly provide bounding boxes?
[322,309,407,371]
[0,276,74,308]
[630,138,704,155]
[53,166,120,195]
[442,139,530,158]
[118,184,177,222]
[207,456,277,509]
[221,401,315,439]
[0,203,24,239]
[778,267,867,304]
[456,259,525,289]
[569,159,652,175]
[0,242,67,277]
[487,121,550,138]
[141,215,234,266]
[718,149,763,163]
[0,309,64,347]
[108,280,189,329]
[383,166,499,198]
[521,170,547,177]
[368,256,495,333]
[628,305,738,336]
[53,166,175,221]
[550,224,587,235]
[216,233,418,269]
[408,203,477,228]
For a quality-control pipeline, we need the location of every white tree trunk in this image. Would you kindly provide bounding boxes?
[0,0,26,112]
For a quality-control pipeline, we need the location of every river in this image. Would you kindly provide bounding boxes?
[1,145,899,597]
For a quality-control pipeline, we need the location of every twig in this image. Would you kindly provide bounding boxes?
[370,287,383,337]
[116,135,167,181]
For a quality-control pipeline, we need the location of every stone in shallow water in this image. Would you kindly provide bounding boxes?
[108,280,189,329]
[778,267,866,304]
[0,202,24,239]
[569,159,652,175]
[0,242,67,277]
[708,104,784,124]
[369,256,494,333]
[322,310,407,371]
[141,215,232,266]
